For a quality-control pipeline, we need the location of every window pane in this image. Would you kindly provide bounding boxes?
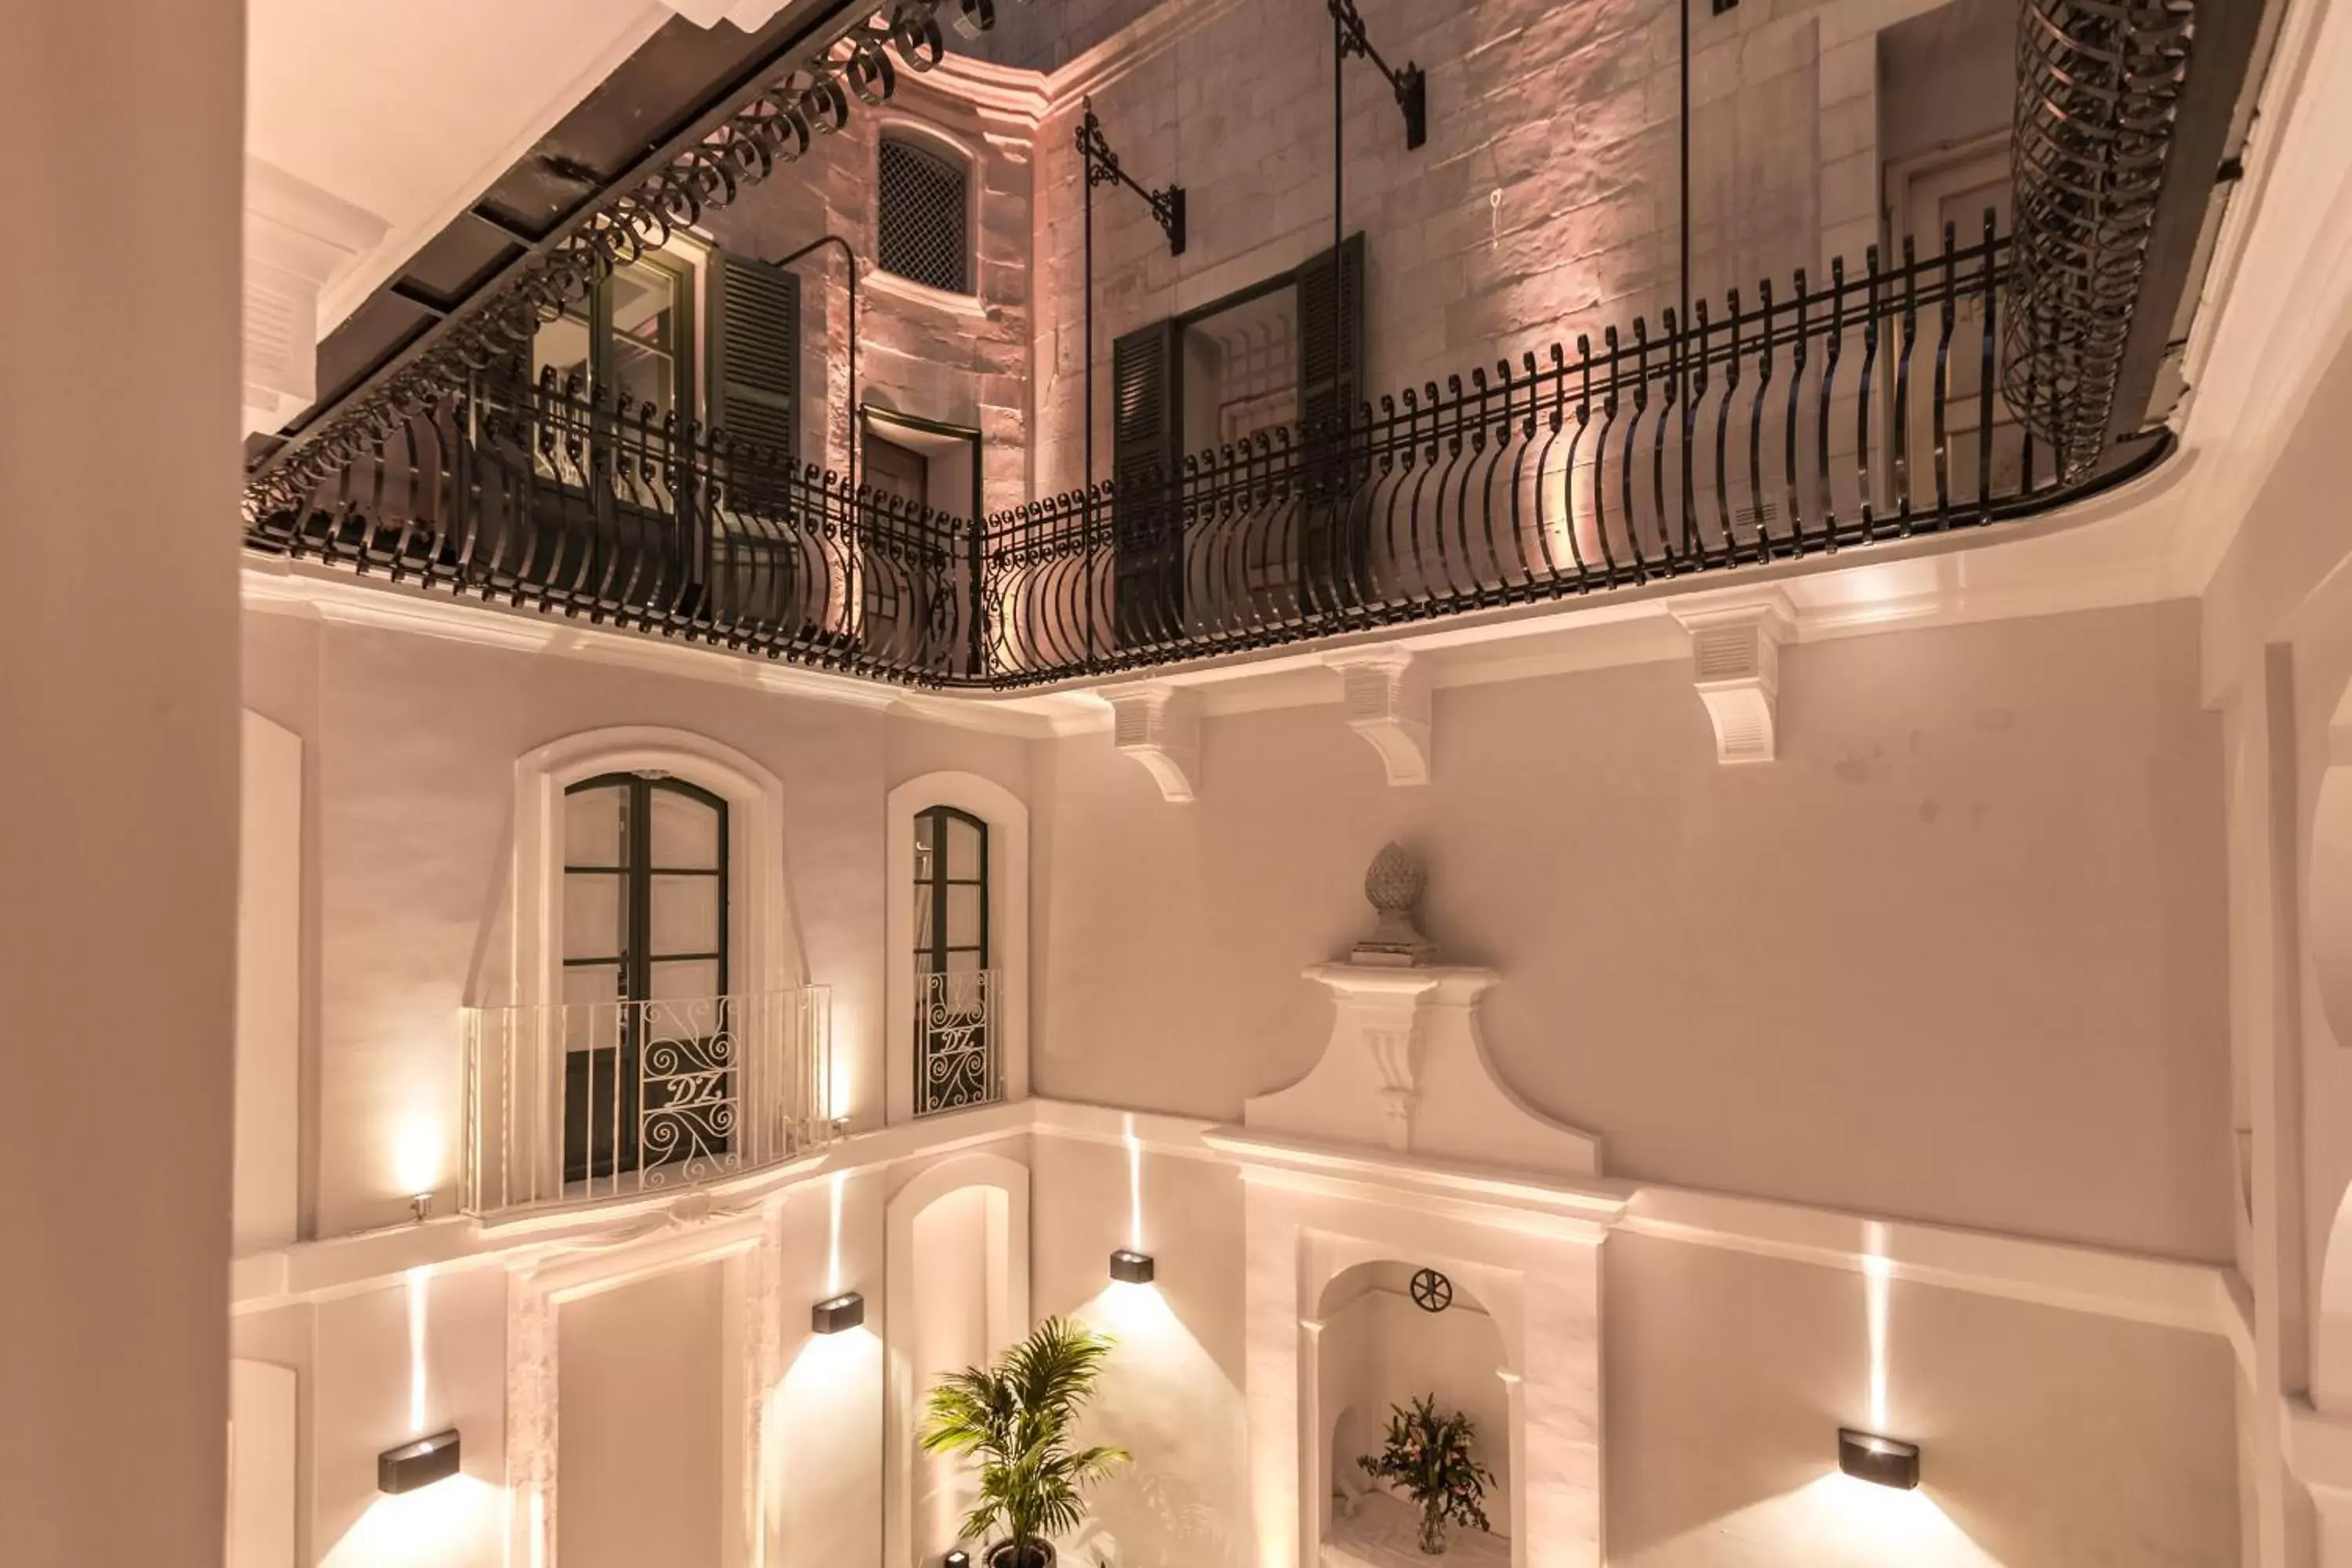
[946,816,983,880]
[533,310,593,392]
[914,814,935,881]
[562,965,621,1051]
[612,339,676,420]
[942,947,982,975]
[564,784,626,867]
[650,788,720,869]
[914,891,935,956]
[610,263,677,354]
[564,873,625,961]
[945,884,983,952]
[650,874,720,956]
[648,958,721,1002]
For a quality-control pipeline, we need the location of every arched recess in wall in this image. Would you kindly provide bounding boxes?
[508,726,810,1009]
[882,1151,1033,1568]
[1312,1260,1516,1553]
[885,771,1031,1124]
[2310,679,2352,1410]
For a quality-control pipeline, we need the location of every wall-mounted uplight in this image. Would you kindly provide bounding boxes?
[1109,1248,1156,1285]
[1837,1428,1920,1490]
[378,1428,462,1494]
[811,1290,866,1334]
[944,1552,972,1568]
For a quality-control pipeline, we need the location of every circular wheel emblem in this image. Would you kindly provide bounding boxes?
[1409,1268,1453,1313]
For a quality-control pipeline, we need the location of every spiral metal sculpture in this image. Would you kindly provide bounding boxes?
[2004,0,2194,481]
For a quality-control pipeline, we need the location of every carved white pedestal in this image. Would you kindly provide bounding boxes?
[1226,955,1613,1568]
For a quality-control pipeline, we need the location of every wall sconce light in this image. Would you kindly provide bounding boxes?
[1837,1428,1920,1490]
[1109,1248,1155,1284]
[944,1553,972,1568]
[811,1290,866,1334]
[378,1428,462,1494]
[410,1192,434,1223]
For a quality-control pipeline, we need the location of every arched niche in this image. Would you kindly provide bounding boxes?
[1314,1259,1515,1561]
[883,1152,1033,1568]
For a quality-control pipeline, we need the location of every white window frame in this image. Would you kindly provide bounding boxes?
[884,771,1030,1124]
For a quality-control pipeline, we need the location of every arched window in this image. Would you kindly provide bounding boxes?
[877,134,973,296]
[561,772,730,1181]
[913,804,993,1115]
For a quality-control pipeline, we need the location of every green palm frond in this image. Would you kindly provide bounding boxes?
[919,1316,1130,1549]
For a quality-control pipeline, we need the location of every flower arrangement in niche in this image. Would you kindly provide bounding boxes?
[920,1316,1130,1568]
[1358,1394,1495,1555]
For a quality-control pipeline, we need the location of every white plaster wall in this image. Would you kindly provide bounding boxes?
[1032,1134,1253,1568]
[559,1261,727,1568]
[238,710,305,1253]
[1602,1232,2241,1566]
[911,1186,996,1558]
[1036,599,2230,1261]
[241,609,1042,1233]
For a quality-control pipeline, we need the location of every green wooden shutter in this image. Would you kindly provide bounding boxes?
[1296,232,1366,437]
[1295,234,1367,612]
[706,250,799,459]
[1110,319,1183,648]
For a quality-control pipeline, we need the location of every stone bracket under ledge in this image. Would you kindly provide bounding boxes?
[1247,964,1602,1179]
[1671,595,1792,764]
[1107,684,1201,802]
[1325,647,1432,786]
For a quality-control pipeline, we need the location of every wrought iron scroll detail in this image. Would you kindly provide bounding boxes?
[640,1000,742,1189]
[1329,0,1427,151]
[244,2,1014,525]
[916,969,1000,1116]
[1076,99,1186,256]
[2005,0,2193,481]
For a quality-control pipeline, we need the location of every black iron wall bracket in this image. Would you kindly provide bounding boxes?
[1077,99,1186,255]
[1329,0,1427,151]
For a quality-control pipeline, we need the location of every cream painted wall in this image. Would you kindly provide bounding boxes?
[240,609,1050,1234]
[561,1262,727,1568]
[1037,601,2231,1261]
[1032,1134,1252,1568]
[912,1186,996,1556]
[1602,1232,2240,1566]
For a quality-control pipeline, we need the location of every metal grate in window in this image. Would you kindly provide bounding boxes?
[877,136,972,296]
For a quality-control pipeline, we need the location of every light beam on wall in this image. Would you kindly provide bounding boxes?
[406,1267,430,1436]
[1862,1220,1891,1433]
[827,1170,847,1298]
[394,1116,442,1207]
[1125,1112,1144,1252]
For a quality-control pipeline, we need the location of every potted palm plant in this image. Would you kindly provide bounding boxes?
[920,1316,1131,1568]
[1357,1394,1495,1555]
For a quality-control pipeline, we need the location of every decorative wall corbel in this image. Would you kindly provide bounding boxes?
[1323,648,1432,786]
[1106,684,1201,802]
[1671,596,1792,764]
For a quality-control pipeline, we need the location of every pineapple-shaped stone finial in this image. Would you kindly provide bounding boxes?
[1352,841,1436,967]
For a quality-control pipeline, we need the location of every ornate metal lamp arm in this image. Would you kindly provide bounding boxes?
[1327,0,1427,150]
[1075,99,1187,256]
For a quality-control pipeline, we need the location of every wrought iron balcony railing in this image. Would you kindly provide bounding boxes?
[462,987,835,1220]
[915,968,1000,1117]
[250,216,2169,690]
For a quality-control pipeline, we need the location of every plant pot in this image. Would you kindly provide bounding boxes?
[986,1542,1055,1568]
[1417,1512,1447,1555]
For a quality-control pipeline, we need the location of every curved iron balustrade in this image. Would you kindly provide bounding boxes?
[249,216,2172,690]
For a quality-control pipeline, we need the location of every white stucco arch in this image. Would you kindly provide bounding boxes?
[510,724,810,1011]
[886,771,1032,1124]
[883,1151,1033,1568]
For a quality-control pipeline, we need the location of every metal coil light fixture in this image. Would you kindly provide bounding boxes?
[2004,0,2193,481]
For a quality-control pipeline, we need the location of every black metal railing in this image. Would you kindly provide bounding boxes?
[250,364,983,684]
[248,216,2170,689]
[980,216,2167,685]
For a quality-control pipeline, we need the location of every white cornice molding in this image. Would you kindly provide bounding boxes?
[240,561,1092,738]
[234,1093,2241,1345]
[242,158,388,436]
[920,0,1253,129]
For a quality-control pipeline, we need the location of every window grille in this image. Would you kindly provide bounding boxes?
[877,137,972,296]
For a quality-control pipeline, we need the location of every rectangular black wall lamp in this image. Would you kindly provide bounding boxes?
[945,1553,972,1568]
[378,1428,462,1494]
[1109,1248,1156,1284]
[1837,1428,1921,1490]
[811,1290,866,1334]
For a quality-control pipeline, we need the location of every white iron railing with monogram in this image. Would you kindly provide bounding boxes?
[463,987,834,1218]
[916,968,1000,1116]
